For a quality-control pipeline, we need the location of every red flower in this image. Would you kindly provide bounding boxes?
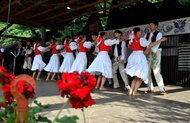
[0,66,35,107]
[82,95,95,108]
[69,94,95,109]
[58,72,96,109]
[70,86,90,100]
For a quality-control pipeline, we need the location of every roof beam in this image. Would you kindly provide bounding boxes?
[56,0,142,25]
[66,13,108,26]
[0,1,18,13]
[0,23,13,35]
[0,15,60,29]
[29,0,78,19]
[0,35,35,40]
[55,6,119,24]
[43,0,103,21]
[13,0,49,17]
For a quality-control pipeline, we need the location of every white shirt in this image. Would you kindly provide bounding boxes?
[104,39,119,46]
[144,31,162,53]
[24,47,33,56]
[114,41,127,62]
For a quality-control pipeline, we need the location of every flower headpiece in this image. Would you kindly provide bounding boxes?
[74,36,82,42]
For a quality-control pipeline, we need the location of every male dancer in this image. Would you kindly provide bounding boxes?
[144,21,167,95]
[23,41,33,74]
[112,30,130,90]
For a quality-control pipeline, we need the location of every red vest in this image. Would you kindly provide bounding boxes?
[34,46,41,55]
[131,38,144,51]
[51,45,60,54]
[65,43,73,53]
[79,42,87,52]
[98,40,110,52]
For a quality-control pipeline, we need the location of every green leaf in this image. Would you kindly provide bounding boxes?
[55,115,79,123]
[0,96,6,103]
[28,108,42,122]
[0,83,2,88]
[34,100,51,109]
[0,111,7,118]
[29,107,42,115]
[36,115,52,123]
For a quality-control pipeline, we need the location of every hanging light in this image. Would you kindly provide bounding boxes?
[66,6,71,10]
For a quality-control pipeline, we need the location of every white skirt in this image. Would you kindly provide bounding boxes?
[44,54,60,73]
[70,52,87,73]
[87,51,112,78]
[31,55,46,71]
[59,53,74,73]
[124,51,148,82]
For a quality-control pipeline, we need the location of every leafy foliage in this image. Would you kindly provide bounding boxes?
[178,0,190,7]
[0,102,17,123]
[33,100,51,109]
[52,18,87,41]
[0,22,33,45]
[55,115,79,123]
[0,96,5,103]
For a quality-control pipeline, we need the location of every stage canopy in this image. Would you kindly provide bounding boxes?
[0,0,142,30]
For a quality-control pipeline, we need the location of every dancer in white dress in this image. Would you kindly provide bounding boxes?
[70,34,93,73]
[87,32,119,90]
[59,37,77,73]
[44,40,62,80]
[125,27,167,95]
[31,42,49,80]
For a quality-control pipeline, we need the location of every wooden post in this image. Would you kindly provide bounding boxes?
[41,26,46,46]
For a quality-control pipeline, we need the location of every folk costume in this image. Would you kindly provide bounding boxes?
[87,37,119,78]
[144,31,166,92]
[31,44,47,71]
[44,44,62,73]
[23,45,33,71]
[70,41,92,73]
[124,36,150,82]
[59,41,77,73]
[112,40,130,89]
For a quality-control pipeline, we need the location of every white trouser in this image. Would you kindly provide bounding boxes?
[112,61,130,88]
[147,50,165,92]
[23,57,32,69]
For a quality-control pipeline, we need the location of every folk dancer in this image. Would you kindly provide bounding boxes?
[22,41,33,74]
[70,34,94,73]
[87,32,120,91]
[144,22,167,95]
[125,27,167,95]
[44,40,62,80]
[59,37,77,73]
[111,30,130,90]
[31,42,49,80]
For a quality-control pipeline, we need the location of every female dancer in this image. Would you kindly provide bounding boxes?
[44,40,62,80]
[70,34,93,73]
[125,27,167,95]
[31,42,49,80]
[59,36,77,73]
[87,32,119,90]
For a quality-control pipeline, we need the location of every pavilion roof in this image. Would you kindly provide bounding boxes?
[0,0,141,29]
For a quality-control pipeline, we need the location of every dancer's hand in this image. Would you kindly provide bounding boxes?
[144,48,151,55]
[93,52,98,55]
[118,59,125,63]
[128,44,131,48]
[160,37,167,42]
